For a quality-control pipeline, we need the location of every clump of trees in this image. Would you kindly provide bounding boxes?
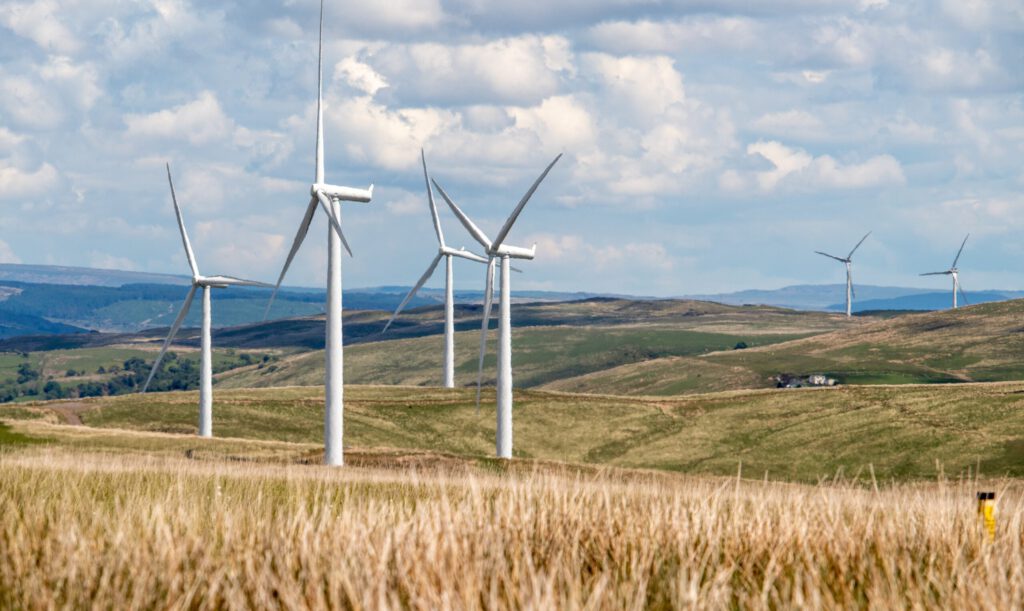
[0,352,277,403]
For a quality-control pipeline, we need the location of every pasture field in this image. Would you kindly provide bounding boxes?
[0,447,1022,609]
[547,299,1024,395]
[216,326,812,390]
[214,299,1024,397]
[6,381,1024,482]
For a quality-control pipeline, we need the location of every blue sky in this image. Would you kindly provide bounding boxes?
[0,0,1021,296]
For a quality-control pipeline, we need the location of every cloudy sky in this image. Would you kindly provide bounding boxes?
[0,0,1021,296]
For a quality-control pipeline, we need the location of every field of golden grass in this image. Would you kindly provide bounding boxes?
[1,448,1022,609]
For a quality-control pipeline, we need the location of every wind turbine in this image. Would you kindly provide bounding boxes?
[815,231,870,317]
[141,163,271,438]
[263,0,373,466]
[382,150,489,388]
[921,234,970,309]
[432,154,562,459]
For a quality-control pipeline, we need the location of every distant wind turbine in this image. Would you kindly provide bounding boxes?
[263,0,374,466]
[382,150,489,388]
[432,154,562,459]
[141,163,271,438]
[921,234,970,309]
[815,231,870,318]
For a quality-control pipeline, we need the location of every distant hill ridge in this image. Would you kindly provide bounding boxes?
[1,263,1023,339]
[685,283,1024,311]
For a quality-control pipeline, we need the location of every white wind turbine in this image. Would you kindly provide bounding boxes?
[921,234,970,309]
[815,231,871,317]
[263,0,373,466]
[141,163,272,437]
[432,154,562,459]
[382,150,489,388]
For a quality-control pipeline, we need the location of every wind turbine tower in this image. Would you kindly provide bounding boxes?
[921,234,970,309]
[432,154,562,459]
[815,231,871,317]
[142,164,271,437]
[264,0,373,466]
[383,150,488,387]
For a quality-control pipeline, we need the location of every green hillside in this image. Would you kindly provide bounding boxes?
[5,382,1024,482]
[547,299,1024,395]
[213,299,861,389]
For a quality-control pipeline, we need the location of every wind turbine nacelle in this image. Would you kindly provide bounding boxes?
[494,243,536,260]
[312,182,373,203]
[196,277,229,289]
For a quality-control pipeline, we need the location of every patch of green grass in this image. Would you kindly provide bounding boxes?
[0,422,45,446]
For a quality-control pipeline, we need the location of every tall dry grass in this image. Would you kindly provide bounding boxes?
[1,449,1022,609]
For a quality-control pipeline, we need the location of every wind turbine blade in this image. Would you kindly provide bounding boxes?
[316,192,353,257]
[431,179,492,251]
[476,257,496,413]
[382,252,443,333]
[141,285,197,393]
[847,231,871,260]
[492,153,562,251]
[166,163,200,278]
[422,150,445,248]
[920,271,951,276]
[314,0,324,184]
[951,233,969,269]
[814,251,847,263]
[203,275,274,288]
[958,281,969,306]
[264,196,318,320]
[448,249,489,264]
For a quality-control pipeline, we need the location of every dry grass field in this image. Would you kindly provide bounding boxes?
[1,448,1022,609]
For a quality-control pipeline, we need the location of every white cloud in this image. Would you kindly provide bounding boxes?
[335,57,389,96]
[587,16,761,54]
[582,53,685,120]
[324,95,459,171]
[746,140,904,191]
[124,91,234,145]
[341,0,445,31]
[527,232,674,272]
[39,56,102,111]
[370,35,573,105]
[0,74,65,129]
[509,95,596,153]
[0,0,79,54]
[750,110,824,138]
[0,161,59,200]
[0,127,25,152]
[384,190,424,216]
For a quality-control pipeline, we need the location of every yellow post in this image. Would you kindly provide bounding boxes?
[977,492,996,541]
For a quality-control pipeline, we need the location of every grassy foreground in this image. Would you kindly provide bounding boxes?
[7,381,1024,482]
[1,450,1022,609]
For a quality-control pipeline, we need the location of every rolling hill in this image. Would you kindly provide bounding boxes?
[547,299,1024,395]
[5,382,1024,482]
[210,299,862,389]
